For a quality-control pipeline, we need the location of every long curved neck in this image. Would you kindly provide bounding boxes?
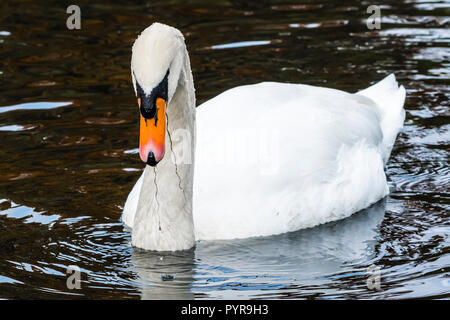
[132,48,196,251]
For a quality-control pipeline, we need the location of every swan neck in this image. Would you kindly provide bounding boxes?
[132,46,196,251]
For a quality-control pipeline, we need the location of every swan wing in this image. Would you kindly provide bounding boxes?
[193,79,400,240]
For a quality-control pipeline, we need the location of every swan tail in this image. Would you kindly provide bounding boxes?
[357,74,406,164]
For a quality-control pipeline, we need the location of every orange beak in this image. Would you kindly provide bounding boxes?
[139,97,166,166]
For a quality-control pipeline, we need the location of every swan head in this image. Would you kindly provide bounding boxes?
[131,23,186,166]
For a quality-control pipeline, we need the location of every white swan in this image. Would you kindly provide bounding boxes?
[122,23,406,251]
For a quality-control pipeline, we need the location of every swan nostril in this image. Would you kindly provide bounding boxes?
[146,151,158,166]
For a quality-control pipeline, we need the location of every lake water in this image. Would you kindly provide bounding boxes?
[0,0,448,299]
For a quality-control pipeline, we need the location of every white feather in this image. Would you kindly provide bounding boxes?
[124,23,406,250]
[357,74,406,163]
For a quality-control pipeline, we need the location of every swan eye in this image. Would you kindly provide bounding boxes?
[136,70,169,120]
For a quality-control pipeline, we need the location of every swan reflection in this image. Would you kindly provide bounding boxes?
[131,199,387,299]
[131,248,196,299]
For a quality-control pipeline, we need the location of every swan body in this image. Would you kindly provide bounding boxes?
[123,23,406,251]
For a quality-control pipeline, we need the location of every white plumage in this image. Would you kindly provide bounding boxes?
[123,23,406,251]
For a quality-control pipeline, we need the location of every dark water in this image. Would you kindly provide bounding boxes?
[0,0,449,299]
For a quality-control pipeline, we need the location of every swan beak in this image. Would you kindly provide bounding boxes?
[139,97,166,166]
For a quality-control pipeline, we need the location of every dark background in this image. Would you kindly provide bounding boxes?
[0,0,448,299]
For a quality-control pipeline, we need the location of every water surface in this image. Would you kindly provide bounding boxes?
[0,0,449,299]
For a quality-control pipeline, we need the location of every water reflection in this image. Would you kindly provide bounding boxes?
[0,0,448,299]
[0,101,72,114]
[132,249,195,300]
[131,200,387,299]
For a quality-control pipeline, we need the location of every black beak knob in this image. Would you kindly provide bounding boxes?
[146,151,158,166]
